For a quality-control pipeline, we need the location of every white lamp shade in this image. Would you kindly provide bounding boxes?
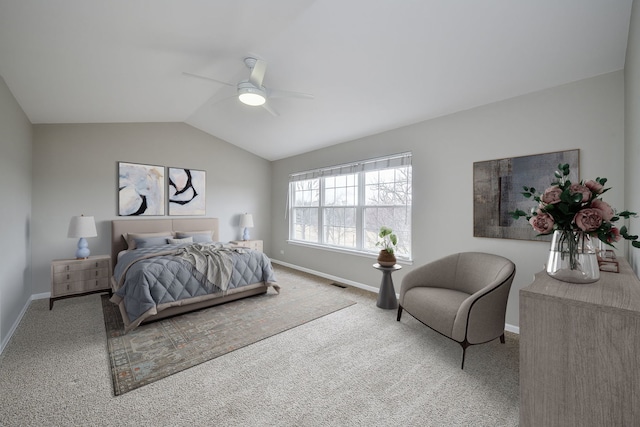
[240,214,254,228]
[67,215,97,238]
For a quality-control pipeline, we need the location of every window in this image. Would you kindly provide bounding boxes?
[289,153,412,259]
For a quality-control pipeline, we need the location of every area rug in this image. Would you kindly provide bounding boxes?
[102,270,356,396]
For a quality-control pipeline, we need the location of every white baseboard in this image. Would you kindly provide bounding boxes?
[1,296,32,356]
[0,292,51,356]
[505,323,519,334]
[271,259,520,335]
[271,259,382,294]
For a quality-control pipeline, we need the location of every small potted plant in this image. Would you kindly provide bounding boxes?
[376,226,398,266]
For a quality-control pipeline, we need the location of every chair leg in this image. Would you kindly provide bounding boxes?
[500,333,505,344]
[396,305,403,321]
[461,346,466,370]
[460,341,469,370]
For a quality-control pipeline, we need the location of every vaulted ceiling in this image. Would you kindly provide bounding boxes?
[0,1,633,160]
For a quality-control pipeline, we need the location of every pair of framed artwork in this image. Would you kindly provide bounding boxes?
[118,162,205,216]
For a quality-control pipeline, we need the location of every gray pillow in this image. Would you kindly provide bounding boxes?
[124,231,174,250]
[134,235,171,249]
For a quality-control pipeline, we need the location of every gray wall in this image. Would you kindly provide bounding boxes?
[31,123,272,295]
[626,0,640,276]
[0,75,32,351]
[271,71,625,328]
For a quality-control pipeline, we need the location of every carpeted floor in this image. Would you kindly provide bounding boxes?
[0,265,520,426]
[103,270,356,395]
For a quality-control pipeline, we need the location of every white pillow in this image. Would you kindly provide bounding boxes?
[175,230,214,243]
[167,236,193,244]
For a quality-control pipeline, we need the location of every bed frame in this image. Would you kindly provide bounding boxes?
[110,218,270,328]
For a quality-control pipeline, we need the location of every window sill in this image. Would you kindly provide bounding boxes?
[286,240,413,265]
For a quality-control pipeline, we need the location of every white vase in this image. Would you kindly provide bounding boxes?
[546,230,600,284]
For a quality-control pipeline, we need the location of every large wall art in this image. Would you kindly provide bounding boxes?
[473,149,579,241]
[168,167,206,216]
[118,162,165,216]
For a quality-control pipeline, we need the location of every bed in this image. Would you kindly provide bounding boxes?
[109,218,278,333]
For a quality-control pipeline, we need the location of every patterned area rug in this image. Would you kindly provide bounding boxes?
[102,267,356,395]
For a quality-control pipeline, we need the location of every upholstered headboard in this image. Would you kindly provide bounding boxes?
[111,218,220,269]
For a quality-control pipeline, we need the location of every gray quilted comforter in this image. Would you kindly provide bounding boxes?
[110,243,277,331]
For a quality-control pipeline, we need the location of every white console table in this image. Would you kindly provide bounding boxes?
[519,258,640,426]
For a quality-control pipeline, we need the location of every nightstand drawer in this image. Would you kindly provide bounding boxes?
[229,240,263,252]
[79,277,110,292]
[52,277,110,296]
[52,280,81,296]
[52,258,110,274]
[53,267,109,283]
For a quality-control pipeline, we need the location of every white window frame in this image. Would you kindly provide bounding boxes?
[288,152,412,261]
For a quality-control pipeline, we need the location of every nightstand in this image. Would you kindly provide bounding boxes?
[229,240,263,252]
[50,255,112,310]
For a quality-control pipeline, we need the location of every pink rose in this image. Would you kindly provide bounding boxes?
[590,199,614,221]
[541,186,562,205]
[529,212,555,234]
[569,184,591,203]
[574,208,603,232]
[585,180,604,194]
[605,227,622,244]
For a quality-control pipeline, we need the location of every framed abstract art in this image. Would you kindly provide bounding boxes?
[473,149,579,241]
[118,162,165,216]
[168,167,206,216]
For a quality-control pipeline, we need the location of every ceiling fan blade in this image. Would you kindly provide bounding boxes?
[210,93,238,107]
[186,89,236,121]
[261,101,279,117]
[182,71,234,87]
[248,59,267,88]
[268,88,314,99]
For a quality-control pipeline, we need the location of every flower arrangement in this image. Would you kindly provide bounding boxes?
[376,226,398,254]
[509,163,639,248]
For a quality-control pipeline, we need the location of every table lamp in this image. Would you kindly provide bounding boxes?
[67,215,97,259]
[240,213,254,240]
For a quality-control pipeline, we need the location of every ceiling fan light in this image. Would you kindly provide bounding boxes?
[239,92,266,106]
[238,83,266,106]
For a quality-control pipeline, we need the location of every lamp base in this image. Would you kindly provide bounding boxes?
[242,228,251,241]
[75,237,91,259]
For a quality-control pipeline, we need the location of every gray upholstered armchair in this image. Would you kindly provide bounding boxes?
[397,252,516,369]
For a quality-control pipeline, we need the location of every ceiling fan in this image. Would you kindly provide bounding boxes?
[183,57,314,116]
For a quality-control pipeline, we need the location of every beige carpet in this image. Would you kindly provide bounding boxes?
[103,270,356,395]
[0,265,519,426]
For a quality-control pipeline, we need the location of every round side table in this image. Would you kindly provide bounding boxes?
[373,263,401,309]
